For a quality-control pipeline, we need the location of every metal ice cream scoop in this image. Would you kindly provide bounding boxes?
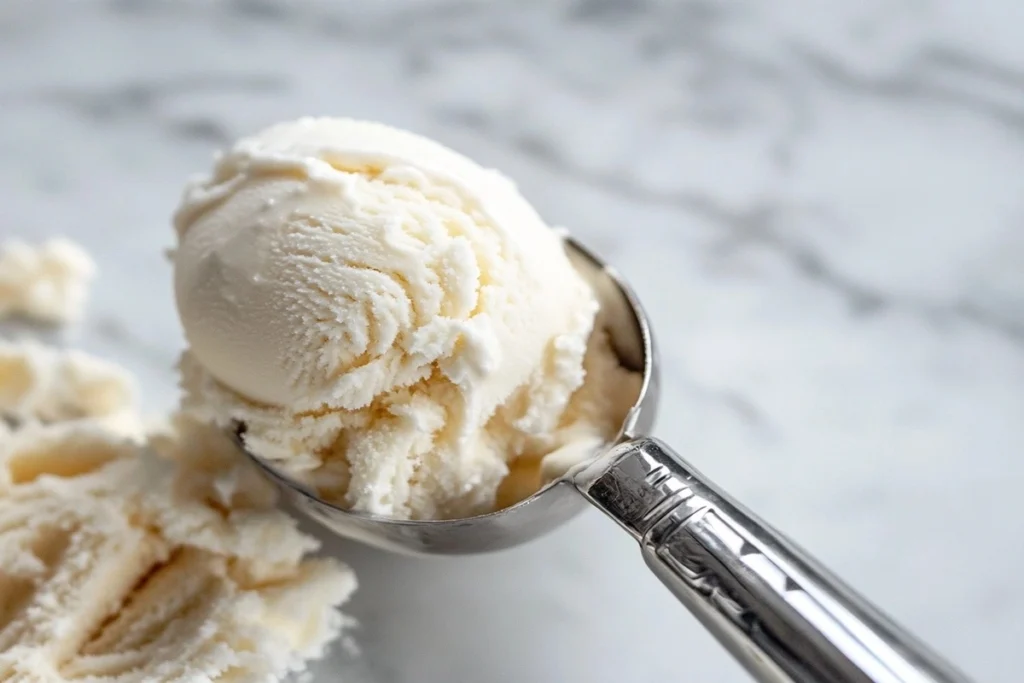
[231,238,972,683]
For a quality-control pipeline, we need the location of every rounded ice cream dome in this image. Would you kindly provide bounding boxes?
[172,118,638,520]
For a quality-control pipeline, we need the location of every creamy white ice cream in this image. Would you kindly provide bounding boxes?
[0,238,95,324]
[173,118,638,520]
[0,342,356,683]
[0,341,138,435]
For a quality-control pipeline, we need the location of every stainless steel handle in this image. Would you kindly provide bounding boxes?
[573,437,972,683]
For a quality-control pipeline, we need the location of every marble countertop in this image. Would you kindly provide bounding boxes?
[2,1,1022,681]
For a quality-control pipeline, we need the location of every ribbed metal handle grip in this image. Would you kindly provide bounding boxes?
[573,437,972,683]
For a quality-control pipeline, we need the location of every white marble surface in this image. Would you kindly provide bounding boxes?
[2,1,1023,681]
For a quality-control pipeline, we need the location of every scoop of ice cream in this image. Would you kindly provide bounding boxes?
[173,118,590,412]
[173,118,633,519]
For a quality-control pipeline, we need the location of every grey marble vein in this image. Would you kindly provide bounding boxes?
[0,75,287,144]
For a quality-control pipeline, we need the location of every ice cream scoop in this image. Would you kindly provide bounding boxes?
[232,237,971,683]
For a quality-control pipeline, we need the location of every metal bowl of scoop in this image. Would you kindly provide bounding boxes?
[232,238,970,683]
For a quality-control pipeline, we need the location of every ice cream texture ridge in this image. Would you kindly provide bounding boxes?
[173,117,641,520]
[0,267,356,681]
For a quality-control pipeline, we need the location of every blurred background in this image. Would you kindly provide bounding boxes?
[2,1,1023,681]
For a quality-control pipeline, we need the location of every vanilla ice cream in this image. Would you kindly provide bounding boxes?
[0,342,356,682]
[0,341,138,435]
[173,118,639,520]
[0,238,96,323]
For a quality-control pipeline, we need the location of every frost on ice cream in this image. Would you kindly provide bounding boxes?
[172,117,641,520]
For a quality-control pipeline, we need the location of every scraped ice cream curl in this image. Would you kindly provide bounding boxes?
[0,341,139,437]
[173,118,640,520]
[0,343,356,682]
[0,238,95,324]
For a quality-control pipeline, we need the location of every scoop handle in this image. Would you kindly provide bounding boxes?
[572,437,972,683]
